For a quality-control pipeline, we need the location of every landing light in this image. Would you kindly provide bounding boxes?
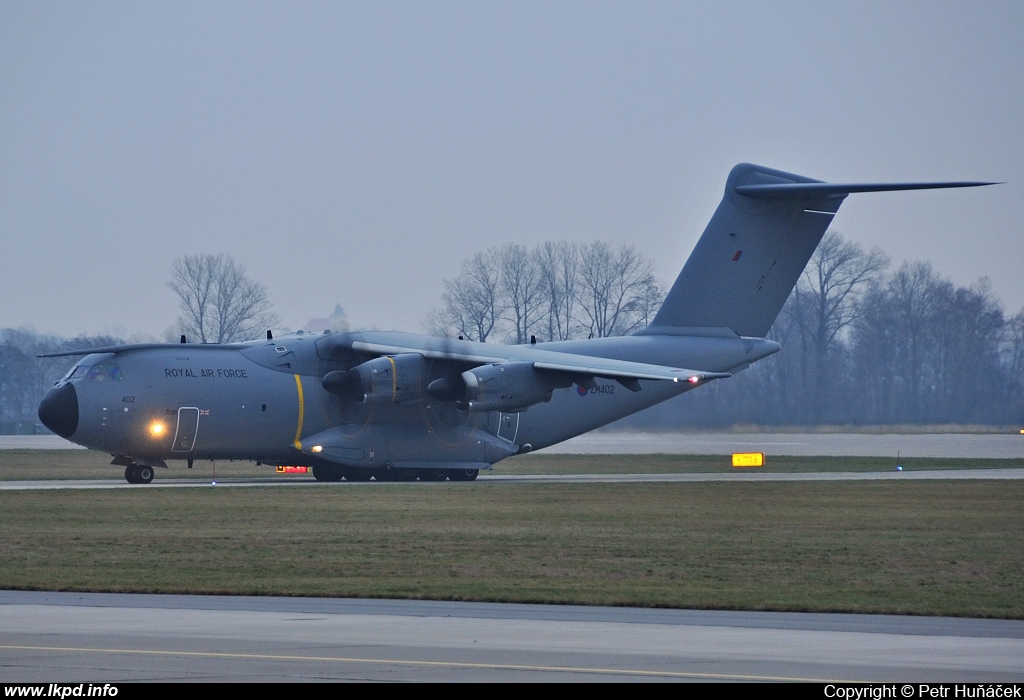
[148,421,166,437]
[312,445,323,453]
[688,376,700,384]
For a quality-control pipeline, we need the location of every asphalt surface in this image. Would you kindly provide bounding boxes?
[6,431,1024,458]
[2,592,1023,682]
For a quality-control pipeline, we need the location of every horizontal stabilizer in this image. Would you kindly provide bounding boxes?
[736,181,996,198]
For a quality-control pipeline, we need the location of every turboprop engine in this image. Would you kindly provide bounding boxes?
[322,353,425,403]
[427,361,574,412]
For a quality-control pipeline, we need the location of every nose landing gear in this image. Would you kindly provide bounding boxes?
[124,464,154,484]
[111,455,163,484]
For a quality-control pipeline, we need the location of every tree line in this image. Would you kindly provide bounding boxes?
[431,233,1024,427]
[0,330,123,432]
[628,235,1024,428]
[427,241,664,343]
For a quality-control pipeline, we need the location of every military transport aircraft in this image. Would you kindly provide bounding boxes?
[37,163,993,483]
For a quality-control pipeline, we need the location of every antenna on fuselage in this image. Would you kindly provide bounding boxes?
[180,335,187,344]
[267,330,273,340]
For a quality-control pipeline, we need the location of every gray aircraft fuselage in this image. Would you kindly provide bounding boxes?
[37,163,994,483]
[43,331,776,462]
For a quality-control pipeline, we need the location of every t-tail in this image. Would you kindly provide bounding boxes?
[640,163,995,339]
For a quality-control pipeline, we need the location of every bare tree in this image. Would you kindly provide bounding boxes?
[929,278,1005,422]
[169,254,277,343]
[435,250,502,342]
[788,230,888,417]
[885,261,946,418]
[497,244,543,344]
[430,241,664,343]
[1004,308,1024,423]
[536,241,580,341]
[576,242,657,338]
[622,275,665,334]
[851,281,901,423]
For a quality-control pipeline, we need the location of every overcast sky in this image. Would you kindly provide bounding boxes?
[2,1,1021,340]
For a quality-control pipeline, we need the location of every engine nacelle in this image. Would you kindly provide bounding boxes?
[458,361,571,412]
[322,353,426,403]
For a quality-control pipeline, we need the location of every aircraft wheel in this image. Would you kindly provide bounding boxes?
[136,465,154,484]
[312,465,343,482]
[418,468,447,482]
[446,468,479,482]
[124,465,138,484]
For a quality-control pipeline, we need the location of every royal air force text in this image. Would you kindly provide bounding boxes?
[164,368,248,379]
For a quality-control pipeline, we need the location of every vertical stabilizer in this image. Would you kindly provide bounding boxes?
[644,163,841,338]
[643,163,993,338]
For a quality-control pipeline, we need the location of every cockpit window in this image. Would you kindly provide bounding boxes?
[86,363,123,381]
[64,365,90,380]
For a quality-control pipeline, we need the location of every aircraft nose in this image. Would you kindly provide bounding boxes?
[38,382,79,439]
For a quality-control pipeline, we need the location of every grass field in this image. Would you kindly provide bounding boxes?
[0,465,1021,617]
[2,449,1022,480]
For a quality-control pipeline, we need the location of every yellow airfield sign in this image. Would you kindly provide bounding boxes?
[732,452,765,468]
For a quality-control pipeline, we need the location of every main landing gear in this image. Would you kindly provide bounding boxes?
[124,464,154,484]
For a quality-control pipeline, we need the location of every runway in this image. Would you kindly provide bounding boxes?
[6,431,1024,458]
[2,468,1023,491]
[2,591,1022,682]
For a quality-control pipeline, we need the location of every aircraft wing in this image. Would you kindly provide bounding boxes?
[344,335,730,385]
[38,343,200,357]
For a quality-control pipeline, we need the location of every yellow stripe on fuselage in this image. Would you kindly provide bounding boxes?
[293,374,305,450]
[387,356,397,401]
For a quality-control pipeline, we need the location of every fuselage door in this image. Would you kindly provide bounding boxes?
[171,407,200,452]
[496,412,520,444]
